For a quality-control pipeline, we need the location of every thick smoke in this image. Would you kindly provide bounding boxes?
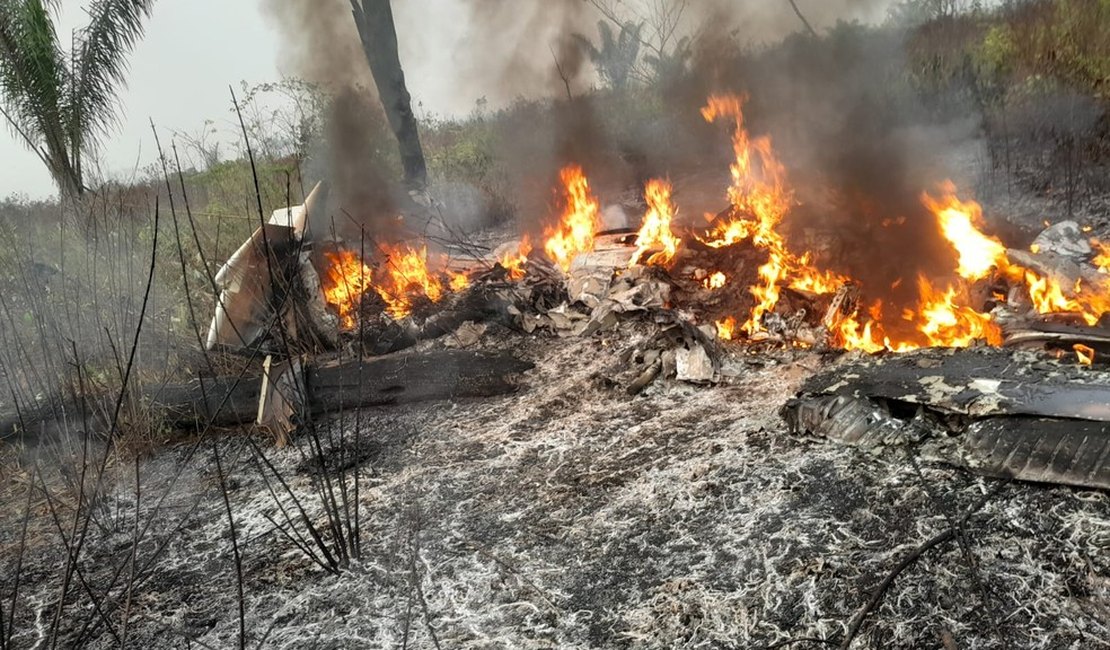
[631,0,984,324]
[725,20,979,326]
[259,0,985,311]
[453,0,595,104]
[261,0,402,242]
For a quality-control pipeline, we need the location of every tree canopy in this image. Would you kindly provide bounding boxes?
[0,0,155,200]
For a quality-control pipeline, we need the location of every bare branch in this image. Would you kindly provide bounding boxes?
[786,0,819,38]
[550,46,573,100]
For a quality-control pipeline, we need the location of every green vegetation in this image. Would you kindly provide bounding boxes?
[0,0,155,200]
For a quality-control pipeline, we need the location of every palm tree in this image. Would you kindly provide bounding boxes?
[0,0,155,201]
[573,20,644,90]
[644,36,692,84]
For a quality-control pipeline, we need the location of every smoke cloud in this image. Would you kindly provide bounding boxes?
[258,0,984,309]
[261,0,404,242]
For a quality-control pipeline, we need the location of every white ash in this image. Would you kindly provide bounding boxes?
[2,329,1109,649]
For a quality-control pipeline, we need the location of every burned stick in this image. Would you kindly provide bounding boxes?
[838,482,1006,650]
[761,638,837,649]
[905,454,1005,641]
[785,0,819,38]
[211,441,247,650]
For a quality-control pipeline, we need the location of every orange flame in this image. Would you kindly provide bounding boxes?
[1092,239,1110,274]
[322,244,466,326]
[544,165,601,272]
[1075,344,1095,366]
[1024,272,1110,326]
[914,277,1002,348]
[716,317,737,341]
[449,271,471,293]
[699,94,847,336]
[500,236,532,280]
[630,179,681,267]
[374,245,445,320]
[922,182,1008,282]
[923,184,1110,327]
[832,312,887,354]
[323,250,374,329]
[703,272,728,290]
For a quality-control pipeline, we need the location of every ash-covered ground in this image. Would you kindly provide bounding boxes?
[3,321,1109,650]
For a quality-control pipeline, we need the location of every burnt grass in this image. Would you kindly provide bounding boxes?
[2,324,1109,649]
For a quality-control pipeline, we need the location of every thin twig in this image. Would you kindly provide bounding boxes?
[839,482,1007,650]
[213,441,247,650]
[786,0,819,38]
[550,46,573,101]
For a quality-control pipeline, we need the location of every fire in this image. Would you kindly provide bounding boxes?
[716,317,737,341]
[699,94,847,336]
[788,255,849,295]
[829,282,1001,353]
[1092,239,1110,274]
[1026,271,1078,315]
[544,165,601,272]
[449,271,471,292]
[373,245,445,320]
[322,244,467,326]
[630,179,681,267]
[832,312,887,355]
[922,182,1008,282]
[1024,272,1110,326]
[923,183,1110,327]
[699,94,791,249]
[694,108,1020,352]
[1075,344,1095,366]
[703,272,728,290]
[914,277,1002,348]
[323,250,375,329]
[500,236,532,280]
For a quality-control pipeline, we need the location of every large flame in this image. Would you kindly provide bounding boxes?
[323,94,1109,358]
[922,183,1008,281]
[914,277,1003,348]
[375,245,446,320]
[544,165,601,272]
[1024,273,1110,326]
[630,179,681,267]
[922,184,1110,327]
[322,244,467,326]
[699,94,791,250]
[699,94,848,336]
[323,250,375,329]
[691,109,1033,352]
[832,312,887,354]
[831,188,1007,351]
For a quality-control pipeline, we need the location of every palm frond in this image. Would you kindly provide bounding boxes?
[571,32,602,65]
[597,20,614,53]
[0,0,67,153]
[69,0,154,146]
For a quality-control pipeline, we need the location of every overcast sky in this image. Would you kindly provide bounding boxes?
[0,0,897,200]
[0,1,283,199]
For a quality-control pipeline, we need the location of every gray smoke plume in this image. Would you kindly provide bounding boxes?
[261,0,404,242]
[257,0,986,308]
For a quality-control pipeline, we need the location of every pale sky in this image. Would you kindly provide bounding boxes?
[0,0,897,200]
[1,1,284,199]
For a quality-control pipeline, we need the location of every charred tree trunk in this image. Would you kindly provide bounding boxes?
[2,351,533,444]
[350,0,428,194]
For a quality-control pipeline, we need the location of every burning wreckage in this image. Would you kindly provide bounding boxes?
[205,94,1110,491]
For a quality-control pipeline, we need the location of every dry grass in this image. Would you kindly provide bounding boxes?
[5,324,1107,649]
